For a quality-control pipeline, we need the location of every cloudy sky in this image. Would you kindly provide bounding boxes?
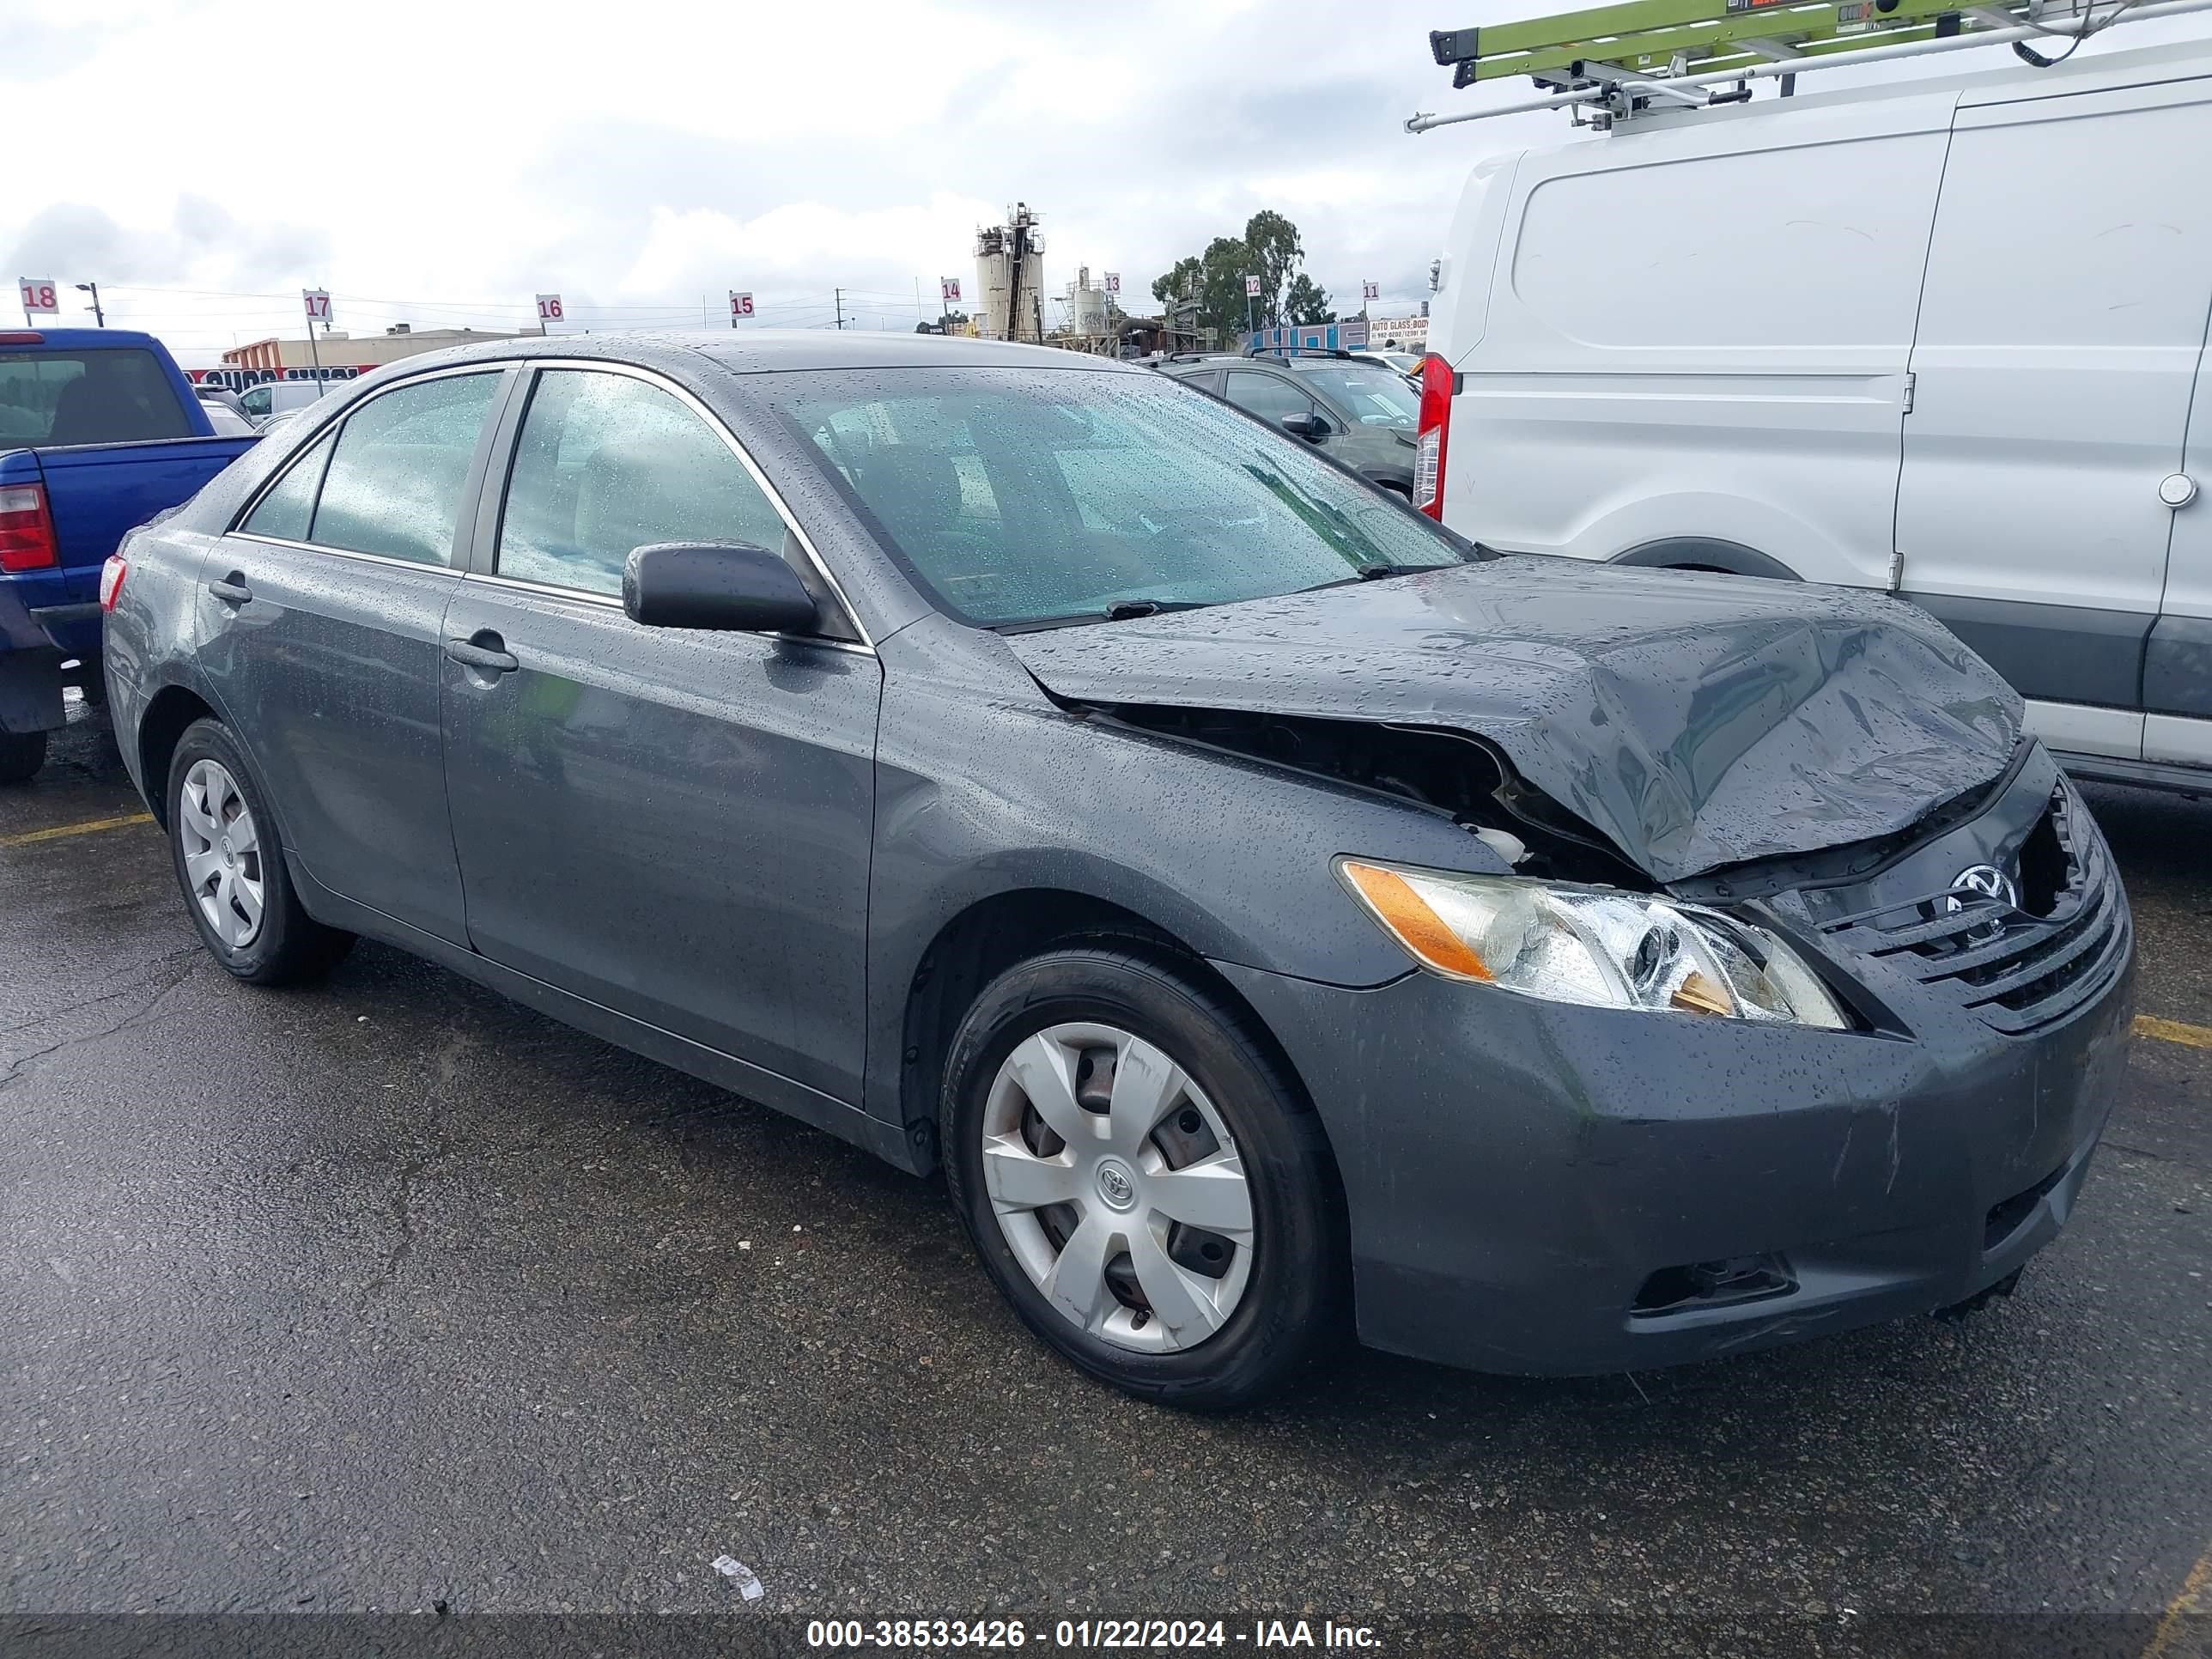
[6,0,2204,365]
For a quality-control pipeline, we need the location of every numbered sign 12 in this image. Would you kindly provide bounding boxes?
[728,291,755,319]
[19,277,61,317]
[1244,276,1261,298]
[302,289,333,326]
[536,294,564,325]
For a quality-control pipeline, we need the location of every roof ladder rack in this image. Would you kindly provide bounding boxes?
[1408,0,2212,130]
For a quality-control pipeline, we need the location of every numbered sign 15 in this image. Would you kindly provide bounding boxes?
[20,278,61,316]
[729,291,754,319]
[536,294,564,324]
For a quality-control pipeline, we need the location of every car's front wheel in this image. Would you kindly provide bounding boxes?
[942,945,1344,1409]
[0,729,47,785]
[166,719,355,984]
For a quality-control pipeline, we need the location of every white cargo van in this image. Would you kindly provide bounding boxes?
[1423,39,2212,791]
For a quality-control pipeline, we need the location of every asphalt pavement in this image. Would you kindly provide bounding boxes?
[3,696,2208,1656]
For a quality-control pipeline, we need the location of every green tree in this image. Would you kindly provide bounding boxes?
[1151,256,1202,307]
[1243,210,1305,325]
[1285,273,1333,326]
[1198,235,1256,340]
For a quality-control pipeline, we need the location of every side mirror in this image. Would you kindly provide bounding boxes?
[1281,411,1328,441]
[623,542,818,634]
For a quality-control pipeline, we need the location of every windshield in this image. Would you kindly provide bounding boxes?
[763,367,1466,628]
[0,349,196,449]
[1291,363,1419,428]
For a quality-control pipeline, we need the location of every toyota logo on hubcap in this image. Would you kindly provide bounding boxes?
[1944,862,2019,915]
[1095,1160,1138,1211]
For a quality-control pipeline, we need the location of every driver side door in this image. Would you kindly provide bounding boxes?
[440,363,883,1105]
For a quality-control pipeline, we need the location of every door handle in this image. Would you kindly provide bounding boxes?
[207,574,252,605]
[444,633,520,674]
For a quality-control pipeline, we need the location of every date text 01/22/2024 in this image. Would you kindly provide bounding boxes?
[805,1619,1384,1649]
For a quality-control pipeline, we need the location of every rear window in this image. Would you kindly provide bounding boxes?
[0,349,196,449]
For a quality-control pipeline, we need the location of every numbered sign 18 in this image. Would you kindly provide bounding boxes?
[302,289,332,325]
[18,277,60,317]
[729,291,754,319]
[536,294,564,324]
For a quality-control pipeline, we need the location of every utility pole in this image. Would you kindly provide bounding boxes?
[835,289,845,330]
[75,283,104,327]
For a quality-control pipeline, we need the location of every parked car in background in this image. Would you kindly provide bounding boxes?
[0,327,257,781]
[1159,349,1419,495]
[1421,40,2212,794]
[237,379,328,428]
[106,331,2132,1407]
[1356,349,1423,377]
[198,398,258,438]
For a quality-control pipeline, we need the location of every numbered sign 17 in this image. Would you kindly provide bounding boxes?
[536,294,564,324]
[729,291,754,319]
[302,289,332,325]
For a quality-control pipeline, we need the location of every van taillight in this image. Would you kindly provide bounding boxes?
[100,553,128,612]
[1413,353,1455,521]
[0,482,58,572]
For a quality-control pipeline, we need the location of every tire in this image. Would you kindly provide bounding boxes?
[941,945,1345,1410]
[0,729,47,785]
[165,719,355,985]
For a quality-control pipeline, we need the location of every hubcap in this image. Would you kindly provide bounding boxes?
[178,758,265,950]
[980,1022,1255,1355]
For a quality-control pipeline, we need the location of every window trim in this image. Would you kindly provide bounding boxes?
[227,361,520,573]
[474,359,873,651]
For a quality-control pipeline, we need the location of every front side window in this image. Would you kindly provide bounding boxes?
[1293,365,1419,429]
[1224,371,1316,427]
[309,373,501,565]
[0,349,196,448]
[765,367,1468,629]
[239,385,274,421]
[496,369,789,597]
[241,429,337,541]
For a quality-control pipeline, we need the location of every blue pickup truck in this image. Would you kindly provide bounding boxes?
[1,328,258,781]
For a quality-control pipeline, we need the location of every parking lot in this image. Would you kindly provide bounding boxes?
[3,696,2208,1652]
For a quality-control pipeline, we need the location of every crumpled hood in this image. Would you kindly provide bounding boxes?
[1005,556,2022,884]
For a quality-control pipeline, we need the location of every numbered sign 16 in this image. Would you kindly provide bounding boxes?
[302,289,333,325]
[729,291,754,319]
[536,294,564,324]
[18,277,60,316]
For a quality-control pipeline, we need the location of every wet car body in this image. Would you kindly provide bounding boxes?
[104,333,2133,1389]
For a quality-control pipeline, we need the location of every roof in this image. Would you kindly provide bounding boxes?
[0,328,164,351]
[376,328,1151,378]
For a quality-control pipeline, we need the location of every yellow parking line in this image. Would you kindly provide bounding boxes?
[0,811,154,848]
[2136,1014,2212,1051]
[2142,1542,2211,1658]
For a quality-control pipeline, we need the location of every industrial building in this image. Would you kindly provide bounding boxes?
[218,322,534,372]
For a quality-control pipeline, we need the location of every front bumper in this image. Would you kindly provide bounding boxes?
[1216,896,2136,1376]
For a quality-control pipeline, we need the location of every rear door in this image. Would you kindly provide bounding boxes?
[439,362,881,1104]
[1897,72,2212,760]
[204,365,513,944]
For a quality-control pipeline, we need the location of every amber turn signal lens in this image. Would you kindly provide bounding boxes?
[1339,860,1493,981]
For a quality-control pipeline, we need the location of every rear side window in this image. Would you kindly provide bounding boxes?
[242,430,337,542]
[495,368,788,597]
[0,349,196,448]
[309,374,501,565]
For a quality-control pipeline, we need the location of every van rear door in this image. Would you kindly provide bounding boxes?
[1896,69,2212,764]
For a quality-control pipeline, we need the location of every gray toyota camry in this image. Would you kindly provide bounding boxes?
[102,332,2134,1407]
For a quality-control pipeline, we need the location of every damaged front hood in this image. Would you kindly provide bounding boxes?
[1006,557,2022,884]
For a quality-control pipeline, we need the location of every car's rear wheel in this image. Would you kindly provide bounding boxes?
[941,945,1343,1409]
[166,719,354,984]
[0,729,46,785]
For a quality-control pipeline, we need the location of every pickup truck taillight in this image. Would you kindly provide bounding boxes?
[99,554,128,613]
[0,482,58,572]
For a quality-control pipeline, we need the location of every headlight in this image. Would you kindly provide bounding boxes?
[1337,858,1850,1030]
